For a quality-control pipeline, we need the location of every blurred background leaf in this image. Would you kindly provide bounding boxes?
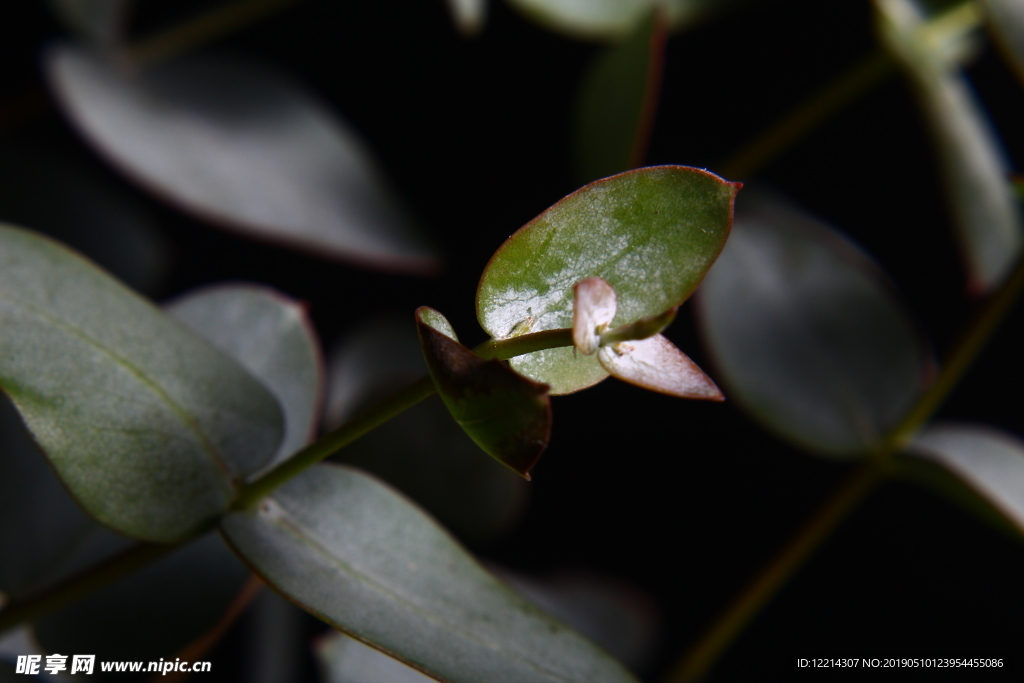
[876,0,1022,293]
[573,10,666,183]
[45,44,439,274]
[903,423,1024,536]
[696,192,930,455]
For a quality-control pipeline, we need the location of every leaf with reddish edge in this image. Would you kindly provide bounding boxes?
[166,284,325,475]
[477,166,738,395]
[416,307,551,479]
[573,9,667,183]
[598,336,723,400]
[45,44,438,275]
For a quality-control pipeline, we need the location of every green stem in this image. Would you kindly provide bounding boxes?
[0,542,176,634]
[234,374,437,509]
[0,326,578,634]
[720,50,894,180]
[236,327,577,507]
[887,254,1024,448]
[667,462,886,683]
[667,257,1024,683]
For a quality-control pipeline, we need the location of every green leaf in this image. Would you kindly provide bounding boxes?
[504,0,722,41]
[477,166,738,394]
[325,316,528,542]
[573,10,666,183]
[0,395,130,600]
[903,423,1024,537]
[221,464,639,683]
[47,0,127,44]
[696,192,929,456]
[876,0,1022,292]
[34,533,252,665]
[45,45,438,274]
[416,307,551,478]
[983,0,1024,85]
[0,224,283,542]
[166,284,324,474]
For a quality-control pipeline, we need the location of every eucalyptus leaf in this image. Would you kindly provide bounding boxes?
[34,533,251,666]
[505,0,719,41]
[905,423,1024,536]
[166,284,324,474]
[477,166,738,394]
[0,224,283,541]
[696,192,928,456]
[221,464,638,683]
[417,307,551,478]
[325,317,528,542]
[0,395,130,600]
[45,45,438,274]
[574,11,666,183]
[876,0,1022,292]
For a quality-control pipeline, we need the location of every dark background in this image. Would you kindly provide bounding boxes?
[3,0,1024,680]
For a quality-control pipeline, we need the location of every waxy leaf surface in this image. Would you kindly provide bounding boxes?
[597,335,722,400]
[477,166,737,394]
[325,317,527,542]
[167,284,323,473]
[0,225,283,541]
[221,464,638,683]
[906,423,1024,536]
[505,0,718,41]
[574,11,665,183]
[35,532,251,665]
[46,45,437,273]
[696,193,928,456]
[877,0,1022,292]
[417,307,551,478]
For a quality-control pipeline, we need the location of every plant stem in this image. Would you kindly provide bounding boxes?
[889,254,1024,446]
[234,326,577,508]
[234,374,436,509]
[667,462,886,683]
[128,0,305,67]
[0,542,176,634]
[719,50,894,180]
[667,258,1024,683]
